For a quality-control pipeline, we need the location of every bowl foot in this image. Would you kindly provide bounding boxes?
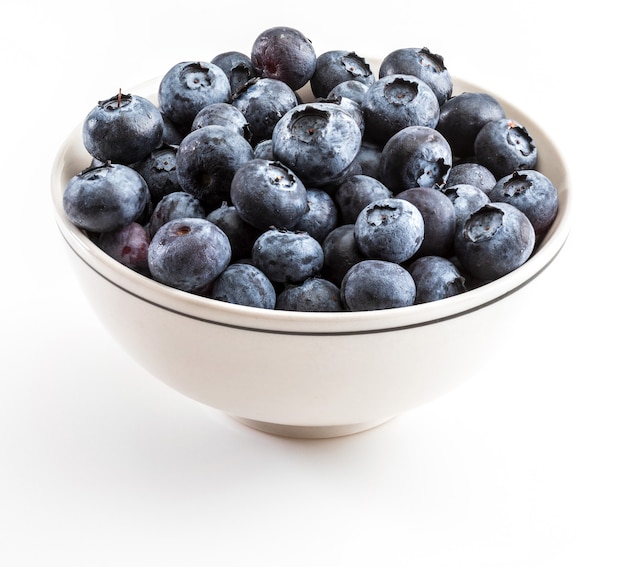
[230,416,394,439]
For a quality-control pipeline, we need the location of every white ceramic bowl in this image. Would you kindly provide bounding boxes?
[50,70,572,438]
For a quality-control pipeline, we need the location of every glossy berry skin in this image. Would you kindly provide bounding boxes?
[230,159,308,230]
[97,222,151,275]
[488,169,559,237]
[454,202,535,281]
[176,125,254,210]
[441,183,491,231]
[251,26,317,91]
[321,224,366,286]
[231,77,299,145]
[310,51,375,98]
[206,204,262,261]
[407,255,467,304]
[276,277,343,312]
[328,80,370,105]
[148,217,231,295]
[444,162,497,196]
[474,118,538,179]
[63,163,149,233]
[293,188,339,243]
[379,47,453,106]
[191,102,252,143]
[210,50,259,95]
[354,197,424,263]
[272,101,362,186]
[362,74,440,145]
[341,259,416,311]
[252,228,324,284]
[158,61,231,131]
[148,191,206,238]
[134,145,181,205]
[209,262,276,309]
[395,187,457,258]
[436,92,506,157]
[82,93,164,165]
[335,174,392,224]
[380,125,452,193]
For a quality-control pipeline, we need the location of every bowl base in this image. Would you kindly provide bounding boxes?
[230,416,394,439]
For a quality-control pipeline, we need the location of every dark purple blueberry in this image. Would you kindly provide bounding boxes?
[82,92,164,165]
[327,80,370,105]
[231,77,299,145]
[474,118,538,179]
[292,188,339,243]
[407,255,467,304]
[321,224,366,286]
[158,61,231,131]
[488,170,559,237]
[209,262,276,309]
[310,51,375,98]
[206,203,262,261]
[362,74,440,145]
[379,47,453,106]
[276,277,343,312]
[441,183,491,231]
[176,125,254,210]
[161,112,185,146]
[272,101,362,186]
[354,197,424,263]
[148,191,206,238]
[134,145,181,205]
[335,174,392,224]
[97,222,151,275]
[380,125,452,193]
[148,217,231,294]
[436,92,506,157]
[395,187,457,258]
[210,50,259,95]
[230,159,308,230]
[253,139,274,160]
[353,141,383,180]
[454,202,535,281]
[250,26,317,91]
[63,163,150,233]
[341,259,416,311]
[444,162,497,196]
[191,102,252,142]
[252,228,324,284]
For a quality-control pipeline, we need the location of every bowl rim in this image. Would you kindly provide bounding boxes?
[50,73,572,335]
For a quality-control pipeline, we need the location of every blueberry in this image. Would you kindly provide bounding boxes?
[176,124,254,210]
[134,144,181,205]
[209,262,276,309]
[444,162,497,196]
[362,74,440,145]
[354,197,424,263]
[327,80,370,105]
[319,95,365,136]
[353,141,383,180]
[252,227,324,284]
[488,170,559,237]
[210,50,259,95]
[231,77,299,145]
[158,61,231,132]
[407,255,467,304]
[63,162,150,233]
[379,125,452,193]
[292,188,339,242]
[276,277,343,312]
[272,101,362,186]
[474,118,538,179]
[441,183,491,231]
[454,202,535,281]
[148,191,206,238]
[253,139,274,160]
[161,112,185,146]
[310,51,375,98]
[379,47,453,106]
[191,102,252,142]
[395,187,457,258]
[251,26,317,91]
[97,222,151,276]
[206,203,262,261]
[321,224,366,286]
[148,217,231,294]
[230,159,308,230]
[436,92,506,157]
[334,174,392,224]
[82,92,164,165]
[341,259,416,311]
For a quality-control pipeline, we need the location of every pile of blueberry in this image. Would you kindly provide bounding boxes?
[63,26,559,312]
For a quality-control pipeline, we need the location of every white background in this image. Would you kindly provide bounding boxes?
[2,1,624,565]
